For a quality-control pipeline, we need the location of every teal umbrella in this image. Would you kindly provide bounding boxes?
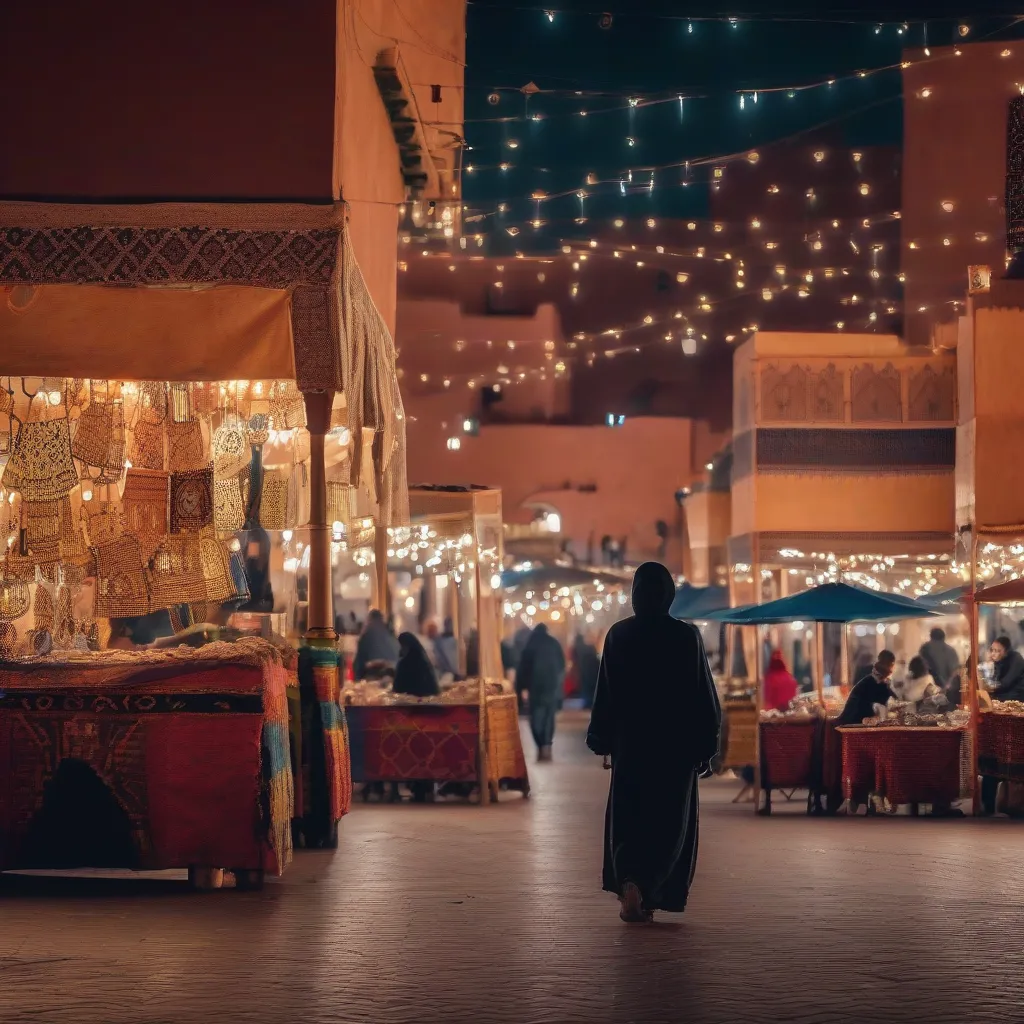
[670,583,730,620]
[711,582,938,625]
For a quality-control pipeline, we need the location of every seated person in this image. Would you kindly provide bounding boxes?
[892,655,949,713]
[836,650,897,725]
[988,636,1024,702]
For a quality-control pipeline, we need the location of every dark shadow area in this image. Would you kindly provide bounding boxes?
[18,758,139,870]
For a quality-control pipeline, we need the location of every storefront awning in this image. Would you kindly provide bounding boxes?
[1,283,295,381]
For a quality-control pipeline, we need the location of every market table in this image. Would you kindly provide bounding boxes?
[758,718,817,814]
[977,710,1024,783]
[838,726,966,810]
[0,639,293,886]
[344,687,528,800]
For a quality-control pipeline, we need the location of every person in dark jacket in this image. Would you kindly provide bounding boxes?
[836,650,897,725]
[988,636,1024,701]
[433,617,460,679]
[919,628,960,692]
[517,623,566,761]
[572,633,601,710]
[353,609,400,680]
[586,561,722,923]
[392,633,441,699]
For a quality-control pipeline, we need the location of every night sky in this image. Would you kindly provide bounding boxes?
[460,2,1024,239]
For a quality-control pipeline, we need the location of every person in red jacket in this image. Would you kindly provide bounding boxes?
[763,650,799,711]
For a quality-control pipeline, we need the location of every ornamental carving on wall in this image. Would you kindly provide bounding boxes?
[759,363,808,422]
[810,364,844,421]
[908,364,955,422]
[851,362,902,422]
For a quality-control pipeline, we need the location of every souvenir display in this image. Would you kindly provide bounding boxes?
[0,376,316,656]
[170,467,214,533]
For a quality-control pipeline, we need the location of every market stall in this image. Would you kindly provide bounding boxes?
[0,640,291,887]
[713,582,941,815]
[0,201,405,879]
[341,486,529,802]
[838,723,968,813]
[969,576,1024,815]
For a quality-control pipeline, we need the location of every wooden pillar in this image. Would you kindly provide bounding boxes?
[813,622,825,705]
[373,524,390,617]
[840,625,850,695]
[302,392,336,642]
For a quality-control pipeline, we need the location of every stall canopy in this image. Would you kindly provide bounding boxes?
[670,583,729,621]
[710,582,938,625]
[971,578,1024,604]
[918,586,966,609]
[500,565,626,591]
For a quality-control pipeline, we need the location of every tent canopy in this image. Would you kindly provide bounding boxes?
[1,284,295,381]
[670,584,730,621]
[971,577,1024,604]
[710,582,937,625]
[918,585,966,609]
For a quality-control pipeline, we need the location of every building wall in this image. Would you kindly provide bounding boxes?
[729,330,957,547]
[0,0,466,337]
[338,0,465,332]
[405,416,696,561]
[0,0,338,199]
[902,42,1024,345]
[398,299,569,422]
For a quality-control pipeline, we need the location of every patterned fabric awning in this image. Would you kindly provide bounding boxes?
[0,201,407,525]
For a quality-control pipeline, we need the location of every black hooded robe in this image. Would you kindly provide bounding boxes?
[393,633,441,698]
[586,562,721,912]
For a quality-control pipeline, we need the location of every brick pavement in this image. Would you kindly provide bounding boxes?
[2,713,1023,1024]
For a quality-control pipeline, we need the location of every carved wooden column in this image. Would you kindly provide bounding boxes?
[303,391,336,642]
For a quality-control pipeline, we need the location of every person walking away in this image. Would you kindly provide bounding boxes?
[573,633,601,710]
[586,562,721,924]
[517,623,565,762]
[433,617,460,680]
[391,633,441,802]
[353,609,400,681]
[919,628,960,693]
[763,650,799,712]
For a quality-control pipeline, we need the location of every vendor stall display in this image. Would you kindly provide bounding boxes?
[342,679,528,799]
[758,705,821,815]
[966,576,1024,814]
[713,582,938,814]
[340,486,529,803]
[838,720,968,814]
[0,201,407,875]
[0,639,291,888]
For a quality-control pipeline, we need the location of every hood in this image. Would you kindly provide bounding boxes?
[768,650,788,673]
[631,561,676,617]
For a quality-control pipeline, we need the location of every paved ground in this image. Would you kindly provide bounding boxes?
[2,713,1023,1024]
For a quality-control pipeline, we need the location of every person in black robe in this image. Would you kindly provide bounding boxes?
[586,561,721,923]
[393,632,441,699]
[390,633,441,802]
